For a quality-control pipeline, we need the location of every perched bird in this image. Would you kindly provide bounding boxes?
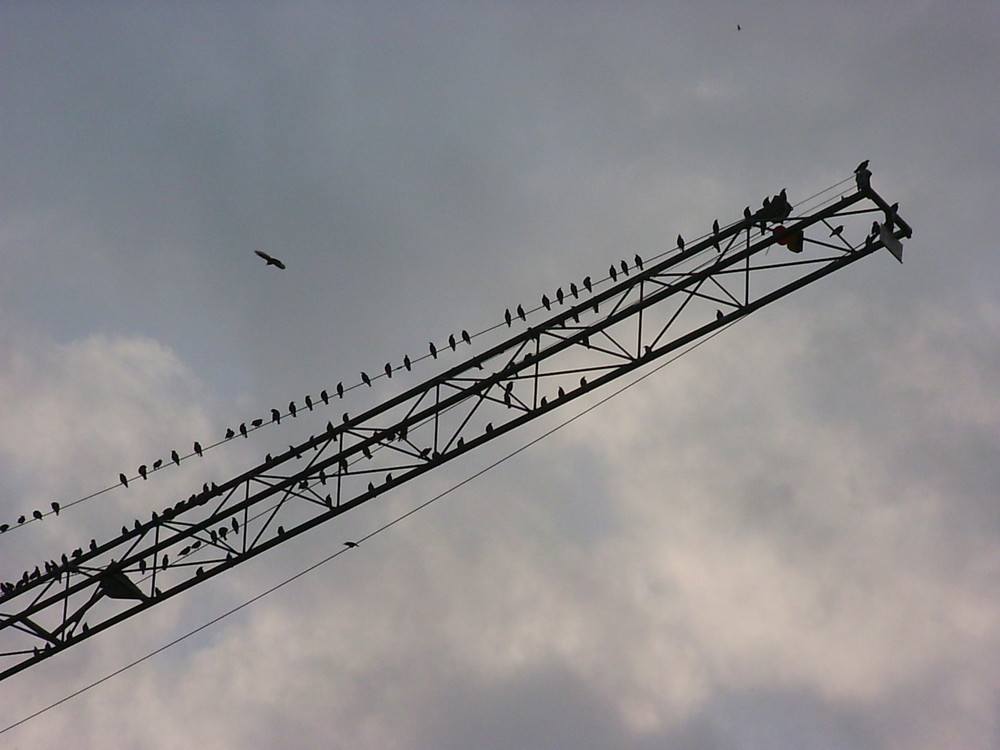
[320,389,330,404]
[225,428,235,440]
[634,254,643,270]
[448,334,457,351]
[361,371,372,387]
[271,408,281,424]
[570,282,579,298]
[609,265,618,281]
[855,159,869,173]
[462,329,471,345]
[32,510,43,521]
[251,418,263,428]
[677,234,685,251]
[620,260,629,275]
[556,288,565,305]
[344,541,359,548]
[289,401,298,417]
[542,294,551,311]
[505,308,513,326]
[171,449,181,465]
[516,304,527,321]
[384,363,393,378]
[152,459,163,470]
[403,355,412,372]
[254,250,286,269]
[305,395,314,411]
[583,276,593,293]
[138,464,148,480]
[120,473,129,488]
[239,423,248,438]
[429,342,438,359]
[193,441,203,457]
[337,382,345,398]
[51,502,60,516]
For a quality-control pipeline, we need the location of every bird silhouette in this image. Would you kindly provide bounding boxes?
[120,473,129,488]
[239,423,248,438]
[609,265,618,281]
[620,260,629,275]
[337,382,345,398]
[225,428,235,440]
[634,254,643,270]
[361,371,372,386]
[305,395,314,411]
[171,449,181,465]
[152,459,163,470]
[556,288,564,305]
[677,234,685,251]
[448,334,457,351]
[542,294,551,311]
[855,159,869,173]
[570,282,579,298]
[138,464,148,480]
[251,418,263,427]
[429,342,438,359]
[462,329,471,345]
[32,510,42,521]
[343,541,359,548]
[583,276,593,293]
[51,502,60,516]
[271,408,281,424]
[254,250,286,269]
[289,401,298,417]
[505,308,513,326]
[517,304,526,321]
[384,363,393,378]
[403,355,412,371]
[193,441,203,457]
[320,389,330,404]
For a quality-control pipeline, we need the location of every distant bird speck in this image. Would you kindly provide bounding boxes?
[254,250,286,269]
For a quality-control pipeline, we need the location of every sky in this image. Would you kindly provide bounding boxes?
[1,2,998,748]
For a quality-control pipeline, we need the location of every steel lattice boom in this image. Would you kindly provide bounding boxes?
[0,166,911,681]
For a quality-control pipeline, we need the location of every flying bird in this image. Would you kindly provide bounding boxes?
[254,250,286,269]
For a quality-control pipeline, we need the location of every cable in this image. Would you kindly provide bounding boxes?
[0,314,743,737]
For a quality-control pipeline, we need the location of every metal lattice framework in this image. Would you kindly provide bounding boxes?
[0,167,911,681]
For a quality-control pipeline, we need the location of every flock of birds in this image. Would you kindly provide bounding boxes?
[4,171,873,576]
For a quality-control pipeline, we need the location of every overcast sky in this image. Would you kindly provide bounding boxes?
[1,3,998,748]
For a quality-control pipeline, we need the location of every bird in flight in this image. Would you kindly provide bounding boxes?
[254,250,286,270]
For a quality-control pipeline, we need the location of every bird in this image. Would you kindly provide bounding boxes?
[609,265,618,281]
[583,276,593,293]
[193,441,203,457]
[254,250,286,269]
[239,423,248,438]
[225,428,235,439]
[152,459,163,470]
[429,342,438,359]
[542,294,551,311]
[403,355,412,371]
[171,449,181,465]
[516,304,527,321]
[677,234,685,251]
[120,473,129,488]
[289,401,298,417]
[344,541,359,548]
[384,363,393,378]
[505,308,513,326]
[271,408,281,424]
[855,159,869,173]
[461,329,471,345]
[556,288,565,305]
[570,282,579,298]
[361,371,372,387]
[51,502,60,516]
[138,464,148,480]
[320,389,330,404]
[634,254,643,270]
[448,334,457,351]
[620,260,629,275]
[251,418,263,427]
[305,395,314,411]
[32,510,43,521]
[737,23,741,30]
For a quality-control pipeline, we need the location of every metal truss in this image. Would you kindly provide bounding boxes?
[0,167,911,681]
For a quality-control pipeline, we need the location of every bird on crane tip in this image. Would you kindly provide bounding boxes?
[254,250,286,269]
